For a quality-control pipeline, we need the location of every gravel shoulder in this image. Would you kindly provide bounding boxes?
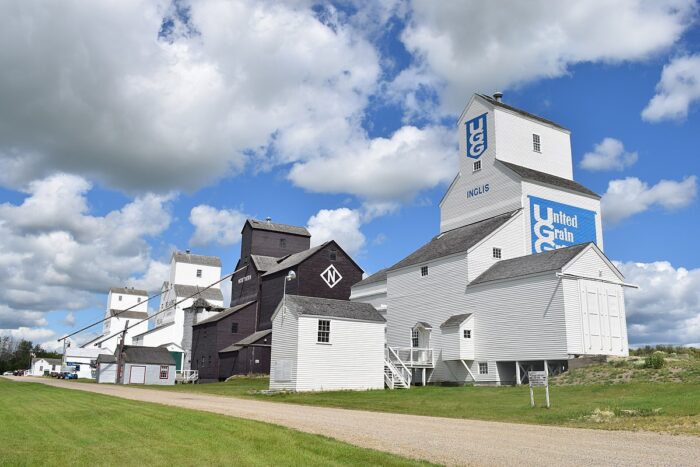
[9,376,700,466]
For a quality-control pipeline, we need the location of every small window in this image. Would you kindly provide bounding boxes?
[160,365,169,379]
[492,247,502,259]
[420,266,429,277]
[463,329,471,339]
[137,297,142,303]
[411,329,419,347]
[479,362,488,374]
[473,160,481,172]
[317,320,330,343]
[330,250,337,261]
[201,356,205,366]
[196,269,202,278]
[532,134,541,153]
[208,355,212,366]
[231,322,238,334]
[118,295,122,301]
[280,238,287,249]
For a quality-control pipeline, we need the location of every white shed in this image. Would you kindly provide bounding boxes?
[30,358,62,376]
[118,346,176,385]
[95,354,117,384]
[270,295,386,392]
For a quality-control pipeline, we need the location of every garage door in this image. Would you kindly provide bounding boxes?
[579,281,625,354]
[129,365,146,384]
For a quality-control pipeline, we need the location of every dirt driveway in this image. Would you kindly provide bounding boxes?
[9,376,700,466]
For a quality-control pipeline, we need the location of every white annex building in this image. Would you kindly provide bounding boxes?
[82,287,149,353]
[351,93,631,387]
[132,251,224,372]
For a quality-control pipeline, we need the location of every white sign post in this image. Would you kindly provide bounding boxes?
[528,371,550,408]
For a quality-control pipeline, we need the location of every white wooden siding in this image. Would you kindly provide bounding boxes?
[466,211,527,282]
[269,308,299,391]
[563,247,621,282]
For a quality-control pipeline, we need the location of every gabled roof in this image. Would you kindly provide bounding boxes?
[497,160,600,198]
[354,268,388,287]
[470,243,590,285]
[261,243,327,276]
[121,345,175,365]
[109,287,148,296]
[132,321,174,338]
[96,354,117,364]
[245,219,311,237]
[441,313,472,328]
[173,284,224,302]
[32,357,62,366]
[80,334,105,348]
[109,309,149,320]
[477,94,569,132]
[172,252,222,267]
[282,295,386,323]
[250,255,280,273]
[414,321,432,330]
[194,301,255,327]
[388,210,519,272]
[219,329,272,353]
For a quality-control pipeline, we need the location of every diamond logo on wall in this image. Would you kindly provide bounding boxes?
[320,264,343,288]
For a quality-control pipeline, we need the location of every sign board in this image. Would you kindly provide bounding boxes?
[529,196,597,254]
[465,113,488,159]
[528,371,548,387]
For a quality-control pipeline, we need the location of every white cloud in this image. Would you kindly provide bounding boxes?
[307,208,366,256]
[0,0,380,192]
[0,327,60,352]
[189,205,247,247]
[580,138,638,171]
[288,125,456,201]
[642,54,700,122]
[0,173,173,331]
[617,260,700,346]
[63,312,76,327]
[396,0,696,115]
[601,175,697,224]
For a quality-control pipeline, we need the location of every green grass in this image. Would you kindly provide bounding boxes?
[0,378,429,467]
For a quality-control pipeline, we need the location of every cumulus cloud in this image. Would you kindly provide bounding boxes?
[307,208,366,256]
[0,0,380,192]
[189,205,247,246]
[580,138,638,171]
[618,260,700,346]
[642,54,700,122]
[396,1,696,115]
[601,175,697,224]
[289,125,456,201]
[0,173,173,332]
[63,312,76,327]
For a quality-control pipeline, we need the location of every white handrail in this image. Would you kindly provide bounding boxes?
[387,347,412,387]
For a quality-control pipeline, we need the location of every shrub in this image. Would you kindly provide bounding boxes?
[644,352,665,369]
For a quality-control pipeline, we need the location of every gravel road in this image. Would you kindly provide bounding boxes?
[9,376,700,466]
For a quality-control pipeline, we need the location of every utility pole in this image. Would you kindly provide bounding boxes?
[115,320,129,384]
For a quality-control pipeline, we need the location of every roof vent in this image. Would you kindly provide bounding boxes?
[265,216,272,224]
[493,91,503,102]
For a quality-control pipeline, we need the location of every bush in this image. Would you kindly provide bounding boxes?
[644,352,665,369]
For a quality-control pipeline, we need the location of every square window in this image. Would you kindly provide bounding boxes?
[473,160,481,172]
[330,250,337,261]
[280,238,287,249]
[532,134,541,152]
[463,329,471,339]
[479,362,488,374]
[317,320,330,343]
[231,322,238,334]
[420,266,429,277]
[492,247,502,259]
[196,269,202,278]
[159,365,169,379]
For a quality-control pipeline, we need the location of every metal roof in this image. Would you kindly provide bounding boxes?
[246,219,311,237]
[470,243,590,285]
[172,252,222,267]
[173,284,224,302]
[250,255,279,272]
[219,329,272,353]
[109,309,149,319]
[121,346,175,365]
[284,295,386,323]
[497,160,600,198]
[109,287,148,296]
[354,268,388,287]
[261,243,328,276]
[440,313,472,328]
[388,210,519,272]
[478,94,569,131]
[132,321,174,338]
[194,301,256,326]
[96,354,117,364]
[31,357,62,366]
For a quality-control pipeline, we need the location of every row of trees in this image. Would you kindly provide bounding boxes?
[0,336,62,373]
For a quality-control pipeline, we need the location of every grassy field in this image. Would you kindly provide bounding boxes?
[144,357,700,436]
[0,378,428,467]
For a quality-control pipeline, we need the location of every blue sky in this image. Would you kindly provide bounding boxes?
[0,1,699,349]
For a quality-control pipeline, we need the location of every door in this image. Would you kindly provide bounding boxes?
[129,365,146,384]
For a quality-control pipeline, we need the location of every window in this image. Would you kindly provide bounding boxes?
[118,295,122,301]
[473,160,481,172]
[201,356,205,366]
[208,355,212,366]
[420,266,429,277]
[492,247,502,259]
[196,269,202,278]
[479,362,488,374]
[411,329,419,347]
[231,322,238,334]
[280,238,287,249]
[532,133,541,152]
[159,365,169,379]
[317,319,330,343]
[463,329,471,339]
[330,250,337,261]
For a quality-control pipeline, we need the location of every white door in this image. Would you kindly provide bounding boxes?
[129,365,146,384]
[579,280,624,355]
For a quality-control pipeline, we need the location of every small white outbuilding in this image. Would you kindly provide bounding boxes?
[119,346,176,385]
[95,354,117,384]
[270,295,386,392]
